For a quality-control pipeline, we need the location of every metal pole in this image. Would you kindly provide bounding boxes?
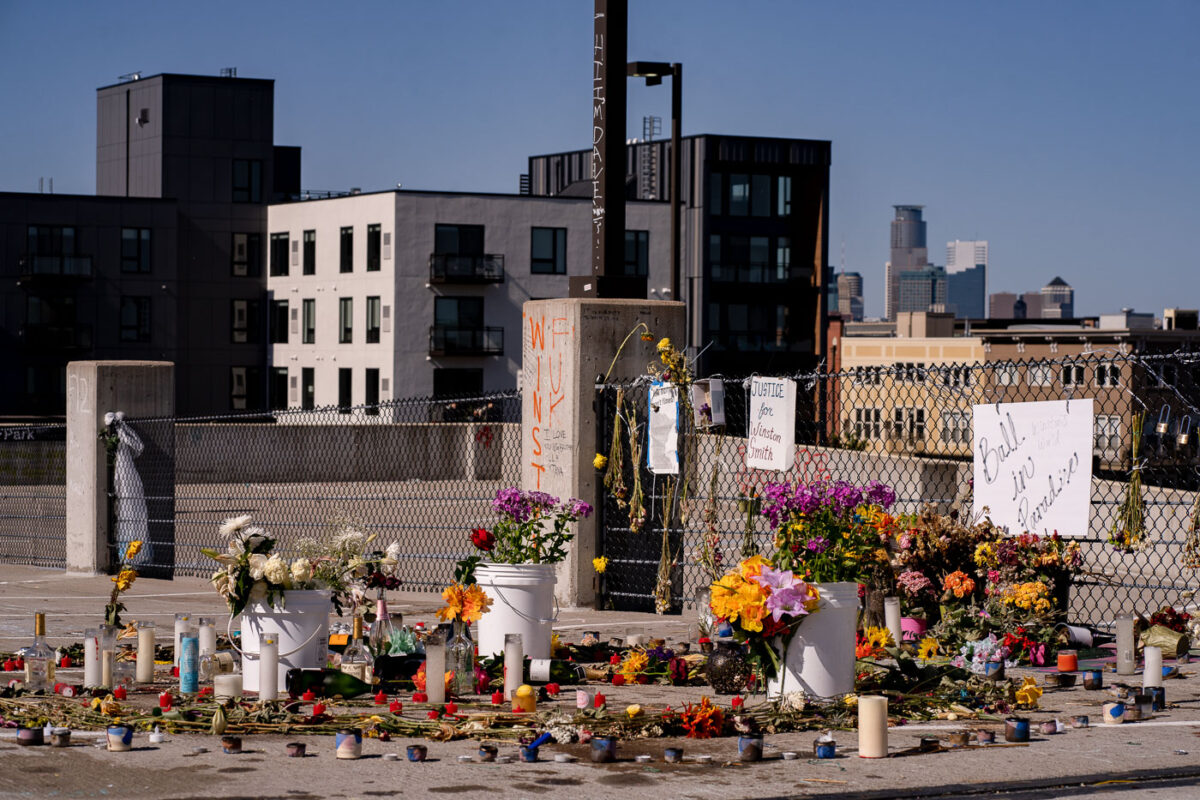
[670,63,682,304]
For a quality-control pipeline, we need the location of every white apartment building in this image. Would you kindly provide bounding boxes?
[266,190,670,419]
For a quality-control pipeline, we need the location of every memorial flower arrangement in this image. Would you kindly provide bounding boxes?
[104,539,143,627]
[456,488,593,583]
[435,582,493,624]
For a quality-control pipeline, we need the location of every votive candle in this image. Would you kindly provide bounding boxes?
[259,633,279,701]
[100,625,118,689]
[425,631,446,705]
[503,633,523,701]
[1143,646,1163,687]
[576,689,592,709]
[884,597,902,646]
[197,617,217,658]
[1057,650,1078,672]
[857,695,888,758]
[1116,616,1136,675]
[213,672,242,700]
[136,621,156,684]
[173,613,191,667]
[83,628,101,689]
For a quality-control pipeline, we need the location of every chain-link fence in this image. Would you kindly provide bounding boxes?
[112,391,521,587]
[596,352,1200,624]
[0,423,67,568]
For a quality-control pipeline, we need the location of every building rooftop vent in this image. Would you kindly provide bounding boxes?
[220,67,238,78]
[117,71,142,83]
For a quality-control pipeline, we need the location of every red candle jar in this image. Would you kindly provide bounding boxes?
[158,691,173,710]
[113,685,127,700]
[374,690,387,705]
[1057,650,1078,672]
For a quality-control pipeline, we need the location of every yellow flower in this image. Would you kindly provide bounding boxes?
[738,555,768,582]
[437,582,493,623]
[864,626,894,650]
[111,568,136,592]
[917,637,940,659]
[592,556,609,574]
[973,543,997,568]
[842,695,858,708]
[1015,676,1042,708]
[124,540,143,560]
[710,573,747,624]
[593,453,608,470]
[656,337,672,353]
[625,704,643,719]
[620,650,650,681]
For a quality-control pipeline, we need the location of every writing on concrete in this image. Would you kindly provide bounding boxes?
[591,16,605,269]
[526,311,574,489]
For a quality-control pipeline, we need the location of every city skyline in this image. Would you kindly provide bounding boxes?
[1,1,1196,320]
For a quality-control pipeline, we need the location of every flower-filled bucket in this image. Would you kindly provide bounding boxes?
[475,563,556,659]
[240,590,331,693]
[767,581,859,700]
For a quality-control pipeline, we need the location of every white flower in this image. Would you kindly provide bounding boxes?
[263,554,289,586]
[291,558,313,585]
[335,527,367,553]
[384,542,402,575]
[243,527,268,551]
[219,515,253,538]
[211,570,235,599]
[248,553,268,581]
[247,580,268,603]
[210,552,237,566]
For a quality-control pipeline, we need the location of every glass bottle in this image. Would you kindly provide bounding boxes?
[447,620,476,696]
[23,612,55,692]
[369,589,398,658]
[340,616,374,683]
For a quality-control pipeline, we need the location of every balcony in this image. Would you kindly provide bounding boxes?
[21,323,94,351]
[429,325,504,356]
[19,255,94,280]
[710,263,800,284]
[429,253,505,284]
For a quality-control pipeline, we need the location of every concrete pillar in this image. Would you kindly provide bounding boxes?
[65,361,174,575]
[521,299,685,607]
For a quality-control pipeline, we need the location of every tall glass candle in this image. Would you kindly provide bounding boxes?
[173,613,191,667]
[100,625,118,689]
[884,597,902,646]
[1143,645,1163,687]
[83,628,101,688]
[259,633,279,701]
[179,625,199,694]
[197,617,217,658]
[857,695,889,758]
[136,621,156,684]
[1116,616,1136,675]
[504,633,523,701]
[213,672,242,700]
[425,631,446,705]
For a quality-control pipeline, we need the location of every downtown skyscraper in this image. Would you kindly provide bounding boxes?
[885,205,928,320]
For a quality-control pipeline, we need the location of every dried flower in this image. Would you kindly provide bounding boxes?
[593,453,608,470]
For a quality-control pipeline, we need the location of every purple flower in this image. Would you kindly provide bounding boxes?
[567,498,594,519]
[806,537,829,554]
[526,491,559,511]
[493,487,531,522]
[753,567,817,621]
[865,480,897,509]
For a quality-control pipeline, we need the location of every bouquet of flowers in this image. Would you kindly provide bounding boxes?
[953,633,1010,674]
[105,539,143,627]
[456,488,593,583]
[435,582,493,625]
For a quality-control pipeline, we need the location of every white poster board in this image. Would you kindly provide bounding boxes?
[972,399,1093,537]
[647,383,679,475]
[747,376,796,471]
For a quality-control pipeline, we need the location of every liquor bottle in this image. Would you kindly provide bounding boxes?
[23,612,55,692]
[368,593,398,657]
[285,667,374,699]
[482,654,585,686]
[340,616,374,683]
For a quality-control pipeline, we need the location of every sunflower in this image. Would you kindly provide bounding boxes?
[917,637,940,659]
[864,626,894,650]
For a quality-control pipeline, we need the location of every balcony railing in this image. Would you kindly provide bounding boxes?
[21,323,94,350]
[429,253,505,284]
[19,254,94,279]
[429,325,504,356]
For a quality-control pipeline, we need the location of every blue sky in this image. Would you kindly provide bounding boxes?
[2,1,1197,318]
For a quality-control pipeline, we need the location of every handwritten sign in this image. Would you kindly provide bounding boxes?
[972,399,1093,537]
[747,377,796,471]
[647,383,679,475]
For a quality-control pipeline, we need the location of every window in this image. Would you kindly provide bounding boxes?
[339,298,353,343]
[229,367,263,410]
[269,232,289,277]
[854,407,883,440]
[1061,363,1086,387]
[338,368,352,413]
[367,224,381,271]
[729,174,749,216]
[624,230,649,276]
[895,362,926,384]
[433,368,483,399]
[1027,364,1054,387]
[270,367,289,411]
[942,411,971,444]
[232,159,262,203]
[231,299,261,344]
[777,175,792,216]
[269,300,289,344]
[301,367,315,410]
[941,365,973,388]
[121,228,151,273]
[892,408,926,440]
[302,299,315,344]
[776,237,791,281]
[232,233,262,277]
[751,174,770,217]
[340,226,353,273]
[119,297,151,342]
[1095,362,1121,388]
[995,363,1019,386]
[531,227,567,274]
[365,368,380,416]
[708,172,723,215]
[28,225,76,258]
[435,224,485,256]
[366,296,381,343]
[435,296,483,328]
[853,366,883,385]
[1095,414,1122,453]
[302,230,316,275]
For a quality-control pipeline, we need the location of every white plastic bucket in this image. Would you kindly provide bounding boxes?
[239,590,332,693]
[767,581,860,700]
[475,563,557,659]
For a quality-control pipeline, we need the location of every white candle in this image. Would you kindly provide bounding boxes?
[857,695,888,758]
[198,617,217,658]
[504,633,523,701]
[1143,645,1163,687]
[213,672,243,700]
[101,650,115,689]
[259,633,279,701]
[136,621,156,684]
[884,597,902,647]
[83,628,100,688]
[1116,616,1136,675]
[173,613,191,667]
[426,631,446,705]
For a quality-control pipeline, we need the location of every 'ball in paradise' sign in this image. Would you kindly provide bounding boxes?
[971,399,1093,537]
[747,376,796,471]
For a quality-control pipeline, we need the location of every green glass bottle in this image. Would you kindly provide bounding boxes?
[285,667,373,699]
